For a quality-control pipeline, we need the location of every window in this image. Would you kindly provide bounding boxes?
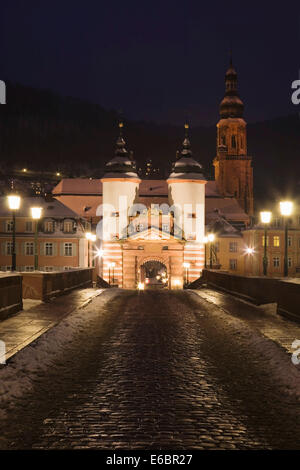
[63,221,73,233]
[25,266,34,272]
[273,257,280,268]
[25,221,33,232]
[138,246,144,250]
[288,257,292,268]
[273,236,280,247]
[64,243,73,256]
[229,259,237,270]
[45,242,53,256]
[111,212,119,217]
[64,266,73,271]
[136,224,144,232]
[44,266,53,272]
[6,242,13,255]
[162,246,169,250]
[273,218,281,228]
[229,242,238,252]
[6,220,13,232]
[162,223,170,232]
[25,242,34,256]
[187,213,196,219]
[214,241,220,252]
[262,235,269,247]
[288,236,292,247]
[44,220,54,232]
[231,135,236,148]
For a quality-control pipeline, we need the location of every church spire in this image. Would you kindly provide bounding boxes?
[219,56,244,118]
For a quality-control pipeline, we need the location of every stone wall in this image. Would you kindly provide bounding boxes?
[22,268,94,301]
[0,274,23,320]
[200,269,300,320]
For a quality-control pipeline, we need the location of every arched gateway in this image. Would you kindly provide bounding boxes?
[140,259,168,289]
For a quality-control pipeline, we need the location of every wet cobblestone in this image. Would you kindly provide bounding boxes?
[2,290,300,449]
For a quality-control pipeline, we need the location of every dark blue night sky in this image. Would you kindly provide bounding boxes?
[1,0,299,125]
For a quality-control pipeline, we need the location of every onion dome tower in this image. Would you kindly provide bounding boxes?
[213,57,253,216]
[101,122,141,241]
[167,124,206,244]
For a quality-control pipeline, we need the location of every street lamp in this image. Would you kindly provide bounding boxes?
[208,233,215,269]
[7,195,21,271]
[31,207,42,271]
[183,262,190,286]
[260,211,272,276]
[203,236,208,269]
[280,201,293,277]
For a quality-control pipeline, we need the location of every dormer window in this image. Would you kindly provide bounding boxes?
[44,220,54,233]
[64,220,73,233]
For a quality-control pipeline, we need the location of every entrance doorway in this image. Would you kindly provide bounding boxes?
[140,260,168,289]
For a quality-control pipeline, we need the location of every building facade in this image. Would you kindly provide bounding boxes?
[0,197,90,272]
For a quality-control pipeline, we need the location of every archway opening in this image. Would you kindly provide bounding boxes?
[140,260,168,289]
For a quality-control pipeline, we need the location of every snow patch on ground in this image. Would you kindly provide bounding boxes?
[0,289,118,419]
[190,291,300,399]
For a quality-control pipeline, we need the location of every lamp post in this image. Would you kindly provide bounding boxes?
[208,233,215,269]
[280,201,293,277]
[260,211,272,276]
[7,195,21,271]
[203,236,208,269]
[85,232,96,267]
[31,207,42,271]
[109,262,116,286]
[183,262,190,286]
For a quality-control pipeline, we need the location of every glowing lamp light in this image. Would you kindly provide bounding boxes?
[22,168,27,173]
[7,195,21,210]
[174,279,181,286]
[280,201,293,217]
[246,247,254,255]
[208,233,215,242]
[31,207,42,220]
[260,211,271,224]
[156,275,161,280]
[85,232,92,240]
[183,262,190,269]
[90,234,96,242]
[162,278,167,284]
[56,172,61,177]
[145,278,150,284]
[96,248,104,258]
[138,282,144,290]
[203,236,208,244]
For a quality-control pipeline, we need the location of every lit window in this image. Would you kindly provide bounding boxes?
[229,259,237,270]
[262,236,269,247]
[273,236,280,247]
[25,242,34,256]
[229,242,237,252]
[45,243,53,256]
[273,257,280,268]
[64,221,73,233]
[64,243,73,256]
[44,220,54,232]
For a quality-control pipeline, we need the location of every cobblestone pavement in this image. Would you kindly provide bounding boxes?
[1,289,300,450]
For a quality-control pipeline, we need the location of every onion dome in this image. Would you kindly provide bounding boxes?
[103,122,139,179]
[168,124,206,181]
[219,57,244,118]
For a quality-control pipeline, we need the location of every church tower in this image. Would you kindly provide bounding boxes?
[213,58,253,215]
